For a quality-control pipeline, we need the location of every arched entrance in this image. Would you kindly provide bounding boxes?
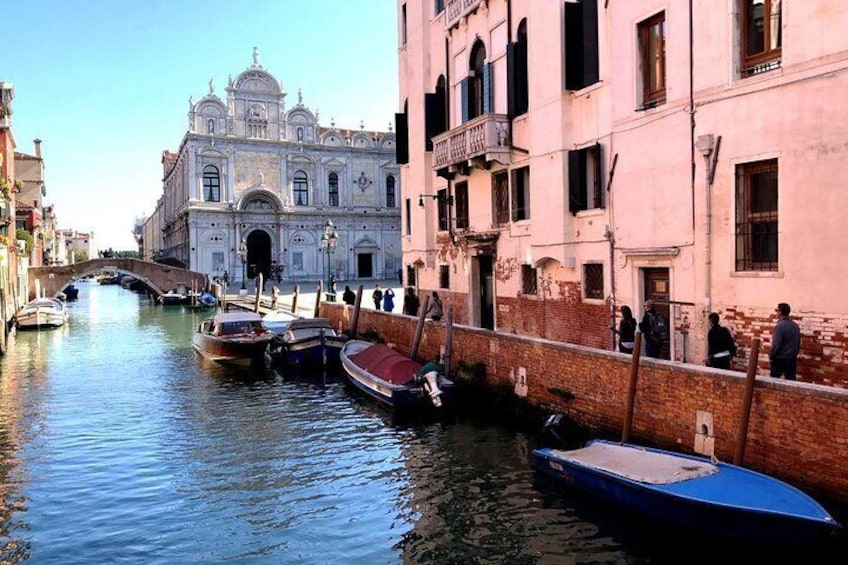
[246,230,272,282]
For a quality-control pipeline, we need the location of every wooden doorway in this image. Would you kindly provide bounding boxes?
[357,253,373,278]
[643,267,670,360]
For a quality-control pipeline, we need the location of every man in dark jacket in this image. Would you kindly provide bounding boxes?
[770,302,801,380]
[402,287,419,316]
[372,284,383,310]
[707,312,736,370]
[638,300,664,359]
[342,285,356,306]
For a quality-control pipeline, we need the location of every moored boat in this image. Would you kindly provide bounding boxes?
[192,312,273,366]
[261,309,300,336]
[340,340,452,409]
[16,297,68,329]
[532,433,841,544]
[266,317,346,367]
[63,284,80,300]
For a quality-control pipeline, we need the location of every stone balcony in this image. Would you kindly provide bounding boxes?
[445,0,484,29]
[432,113,511,172]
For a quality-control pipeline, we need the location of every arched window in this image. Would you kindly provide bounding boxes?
[328,172,339,206]
[293,170,308,206]
[514,20,529,116]
[386,175,396,208]
[464,40,489,121]
[203,165,220,202]
[207,119,215,134]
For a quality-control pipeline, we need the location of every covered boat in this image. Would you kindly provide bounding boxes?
[192,312,273,366]
[16,297,68,329]
[340,340,452,409]
[532,438,840,544]
[266,317,346,367]
[63,284,80,300]
[261,309,300,336]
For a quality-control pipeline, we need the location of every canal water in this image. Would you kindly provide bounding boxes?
[1,284,845,564]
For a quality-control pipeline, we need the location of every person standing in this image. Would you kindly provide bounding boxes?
[707,312,737,370]
[639,300,667,359]
[403,287,420,316]
[342,285,356,306]
[770,302,801,380]
[383,288,395,312]
[372,284,383,310]
[222,270,229,288]
[614,305,638,354]
[425,291,443,321]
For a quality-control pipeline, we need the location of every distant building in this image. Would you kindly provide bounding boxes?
[399,0,848,384]
[145,49,401,285]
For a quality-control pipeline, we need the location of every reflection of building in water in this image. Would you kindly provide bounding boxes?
[142,50,400,285]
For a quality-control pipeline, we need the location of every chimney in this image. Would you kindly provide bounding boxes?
[34,138,42,158]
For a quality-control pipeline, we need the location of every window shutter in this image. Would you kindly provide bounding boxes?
[507,42,516,118]
[482,63,493,114]
[395,111,409,165]
[518,38,529,114]
[564,1,584,90]
[461,78,469,123]
[568,149,587,213]
[582,0,600,86]
[593,142,604,209]
[424,93,438,152]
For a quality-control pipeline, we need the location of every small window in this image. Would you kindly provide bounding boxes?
[406,264,416,286]
[386,175,396,208]
[435,0,444,14]
[565,0,600,90]
[638,12,666,108]
[437,188,449,231]
[439,265,450,289]
[569,144,603,213]
[511,167,530,222]
[583,263,604,299]
[293,171,308,206]
[203,165,221,202]
[454,181,469,229]
[328,172,339,206]
[405,198,412,235]
[492,172,510,226]
[401,3,408,46]
[741,0,781,77]
[735,159,778,271]
[521,265,537,295]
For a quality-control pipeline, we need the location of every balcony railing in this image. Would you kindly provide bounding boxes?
[445,0,483,29]
[432,113,510,171]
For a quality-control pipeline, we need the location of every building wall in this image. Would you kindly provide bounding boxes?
[322,303,848,503]
[399,0,848,384]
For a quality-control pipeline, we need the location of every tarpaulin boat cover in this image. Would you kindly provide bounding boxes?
[349,343,422,385]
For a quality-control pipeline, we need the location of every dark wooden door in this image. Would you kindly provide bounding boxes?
[643,267,670,359]
[479,256,494,330]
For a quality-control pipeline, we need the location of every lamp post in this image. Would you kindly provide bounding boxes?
[238,238,247,293]
[320,219,339,300]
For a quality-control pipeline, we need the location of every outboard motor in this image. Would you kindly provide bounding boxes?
[418,362,444,407]
[541,413,586,448]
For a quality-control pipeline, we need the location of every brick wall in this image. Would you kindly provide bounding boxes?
[323,302,848,503]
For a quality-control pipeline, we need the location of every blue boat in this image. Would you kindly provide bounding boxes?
[532,439,840,544]
[266,317,346,367]
[340,340,452,410]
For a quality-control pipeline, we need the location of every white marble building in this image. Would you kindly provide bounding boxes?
[148,49,400,286]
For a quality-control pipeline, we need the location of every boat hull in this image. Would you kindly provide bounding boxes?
[16,299,68,329]
[192,333,272,366]
[532,440,840,544]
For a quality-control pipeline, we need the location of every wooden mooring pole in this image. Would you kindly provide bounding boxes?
[313,281,323,318]
[734,338,761,466]
[410,294,430,360]
[444,305,453,379]
[348,285,363,338]
[621,332,643,444]
[291,285,300,314]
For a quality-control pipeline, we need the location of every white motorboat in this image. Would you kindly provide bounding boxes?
[16,298,68,329]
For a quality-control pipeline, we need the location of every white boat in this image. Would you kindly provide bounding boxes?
[16,298,68,329]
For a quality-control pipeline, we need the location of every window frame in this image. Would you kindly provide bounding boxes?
[328,172,339,206]
[583,263,604,300]
[638,12,666,108]
[521,264,538,295]
[511,166,530,222]
[386,175,396,208]
[454,181,469,229]
[293,171,309,206]
[437,188,449,232]
[492,171,510,227]
[740,0,782,77]
[735,159,779,272]
[568,144,603,213]
[405,198,412,236]
[439,264,450,289]
[202,165,221,202]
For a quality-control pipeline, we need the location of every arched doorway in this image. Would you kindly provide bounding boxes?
[246,230,272,282]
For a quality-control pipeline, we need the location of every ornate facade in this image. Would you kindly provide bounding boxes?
[148,49,400,285]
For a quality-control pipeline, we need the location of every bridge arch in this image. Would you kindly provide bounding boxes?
[27,258,208,300]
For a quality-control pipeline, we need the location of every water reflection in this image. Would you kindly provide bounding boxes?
[0,284,845,564]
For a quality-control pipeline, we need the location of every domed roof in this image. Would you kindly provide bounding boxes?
[229,47,283,95]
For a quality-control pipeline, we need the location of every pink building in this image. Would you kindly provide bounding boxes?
[398,0,848,385]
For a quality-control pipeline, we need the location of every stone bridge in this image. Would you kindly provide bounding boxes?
[28,259,208,299]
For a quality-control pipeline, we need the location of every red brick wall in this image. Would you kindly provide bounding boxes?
[323,302,848,503]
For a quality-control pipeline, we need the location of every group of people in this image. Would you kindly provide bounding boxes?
[614,300,801,380]
[340,284,443,320]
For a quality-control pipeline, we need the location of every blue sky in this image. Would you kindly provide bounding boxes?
[2,0,399,250]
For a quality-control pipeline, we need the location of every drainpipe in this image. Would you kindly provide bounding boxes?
[606,225,616,351]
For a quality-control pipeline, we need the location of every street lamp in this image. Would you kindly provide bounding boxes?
[320,219,339,299]
[238,238,247,292]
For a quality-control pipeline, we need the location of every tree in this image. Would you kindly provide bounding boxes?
[15,228,33,254]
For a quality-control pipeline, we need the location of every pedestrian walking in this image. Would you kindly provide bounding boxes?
[613,305,637,354]
[639,299,668,359]
[707,312,737,370]
[403,287,419,316]
[372,284,383,310]
[383,288,395,312]
[222,270,229,288]
[425,291,443,321]
[770,302,801,380]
